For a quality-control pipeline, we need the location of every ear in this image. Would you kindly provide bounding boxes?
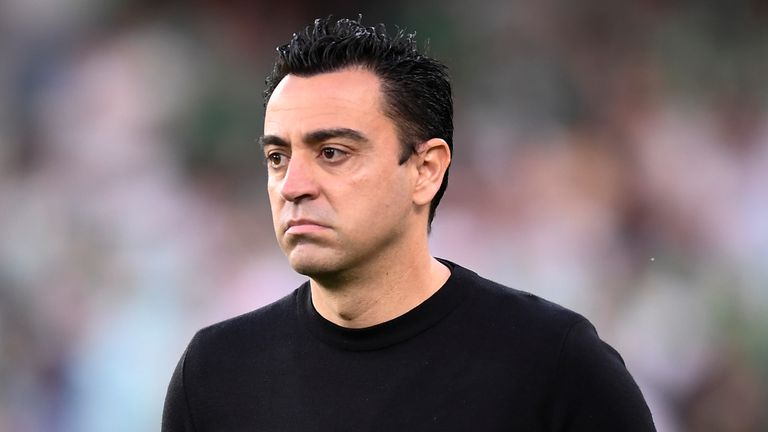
[412,138,451,206]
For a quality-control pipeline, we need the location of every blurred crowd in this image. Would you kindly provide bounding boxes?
[1,1,766,431]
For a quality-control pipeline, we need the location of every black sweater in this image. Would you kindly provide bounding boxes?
[162,261,655,431]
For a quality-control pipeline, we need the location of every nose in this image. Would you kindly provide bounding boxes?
[279,152,319,202]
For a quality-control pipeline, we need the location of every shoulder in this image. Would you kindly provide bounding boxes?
[450,263,654,429]
[188,285,303,355]
[451,262,586,334]
[443,261,603,369]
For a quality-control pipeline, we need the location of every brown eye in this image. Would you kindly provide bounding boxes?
[266,153,287,168]
[322,148,337,159]
[320,147,348,161]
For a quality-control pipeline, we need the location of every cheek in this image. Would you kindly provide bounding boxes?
[345,169,411,220]
[267,184,284,222]
[267,176,283,203]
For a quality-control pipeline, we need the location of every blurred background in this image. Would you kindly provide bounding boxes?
[1,0,767,430]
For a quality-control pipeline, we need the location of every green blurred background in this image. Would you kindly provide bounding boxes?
[1,0,767,430]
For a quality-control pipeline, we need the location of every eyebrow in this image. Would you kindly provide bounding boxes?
[258,128,369,150]
[258,134,289,149]
[304,128,369,145]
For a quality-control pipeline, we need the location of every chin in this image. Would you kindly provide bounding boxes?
[286,248,345,278]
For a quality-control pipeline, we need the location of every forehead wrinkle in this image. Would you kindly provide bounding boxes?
[263,71,390,153]
[267,70,385,118]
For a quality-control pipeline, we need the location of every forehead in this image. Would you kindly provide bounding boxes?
[264,68,387,136]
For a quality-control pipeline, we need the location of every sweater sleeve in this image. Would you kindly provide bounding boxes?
[548,318,656,432]
[162,344,197,432]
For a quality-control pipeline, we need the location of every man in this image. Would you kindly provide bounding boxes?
[162,16,655,431]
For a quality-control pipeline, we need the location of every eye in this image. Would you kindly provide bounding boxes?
[265,152,288,169]
[320,147,348,162]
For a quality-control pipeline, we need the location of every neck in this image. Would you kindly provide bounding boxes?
[309,236,450,329]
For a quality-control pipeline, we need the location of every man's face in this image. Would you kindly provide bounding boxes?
[262,68,417,278]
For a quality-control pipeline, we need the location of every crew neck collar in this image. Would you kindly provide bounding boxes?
[297,259,473,351]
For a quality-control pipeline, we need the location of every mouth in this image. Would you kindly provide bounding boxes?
[284,219,329,235]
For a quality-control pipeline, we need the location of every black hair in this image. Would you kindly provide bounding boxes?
[264,16,453,231]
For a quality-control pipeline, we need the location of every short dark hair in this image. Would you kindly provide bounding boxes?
[264,16,453,231]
